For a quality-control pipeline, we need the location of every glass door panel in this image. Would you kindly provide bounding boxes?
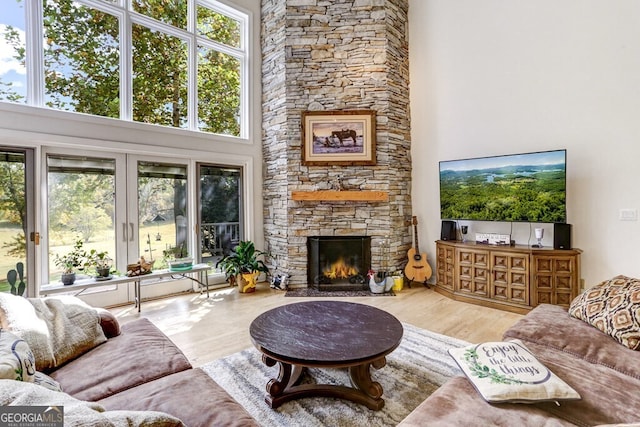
[198,164,242,265]
[44,150,127,306]
[0,149,34,296]
[136,161,188,269]
[46,155,118,282]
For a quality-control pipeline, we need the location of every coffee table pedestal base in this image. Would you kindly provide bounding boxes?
[263,355,386,410]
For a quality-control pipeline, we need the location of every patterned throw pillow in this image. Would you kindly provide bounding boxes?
[449,340,580,403]
[569,275,640,350]
[0,329,35,382]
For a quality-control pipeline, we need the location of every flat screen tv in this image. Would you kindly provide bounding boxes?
[439,149,566,223]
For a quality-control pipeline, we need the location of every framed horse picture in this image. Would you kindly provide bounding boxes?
[301,110,376,166]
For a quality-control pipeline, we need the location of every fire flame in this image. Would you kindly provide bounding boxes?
[323,257,358,279]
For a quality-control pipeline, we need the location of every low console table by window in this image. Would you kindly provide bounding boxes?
[40,263,211,312]
[435,240,582,314]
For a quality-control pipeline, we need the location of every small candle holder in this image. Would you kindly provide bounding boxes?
[534,228,544,248]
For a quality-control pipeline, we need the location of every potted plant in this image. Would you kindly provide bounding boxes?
[215,240,269,293]
[87,249,113,279]
[53,239,89,285]
[163,242,193,271]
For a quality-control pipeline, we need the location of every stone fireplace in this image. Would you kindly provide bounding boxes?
[308,236,371,291]
[261,0,412,287]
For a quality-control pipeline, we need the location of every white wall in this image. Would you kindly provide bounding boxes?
[409,0,640,288]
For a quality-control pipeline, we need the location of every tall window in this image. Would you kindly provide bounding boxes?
[0,0,26,104]
[0,0,248,138]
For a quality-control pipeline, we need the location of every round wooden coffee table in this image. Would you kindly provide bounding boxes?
[249,300,403,410]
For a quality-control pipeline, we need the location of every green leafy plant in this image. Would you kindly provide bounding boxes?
[215,240,269,280]
[86,249,113,276]
[163,242,188,261]
[87,249,112,268]
[53,239,89,274]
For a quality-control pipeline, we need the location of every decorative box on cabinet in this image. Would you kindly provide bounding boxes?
[435,240,582,314]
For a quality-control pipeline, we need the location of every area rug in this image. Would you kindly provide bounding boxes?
[201,323,468,427]
[285,288,394,297]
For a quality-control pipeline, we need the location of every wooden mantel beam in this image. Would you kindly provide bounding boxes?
[291,190,389,202]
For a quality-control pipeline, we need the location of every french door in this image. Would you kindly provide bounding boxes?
[45,149,190,307]
[197,163,243,266]
[0,148,36,297]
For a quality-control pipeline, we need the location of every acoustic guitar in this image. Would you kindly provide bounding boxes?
[404,216,433,285]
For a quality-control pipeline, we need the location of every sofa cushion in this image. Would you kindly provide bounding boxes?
[398,376,576,427]
[0,379,185,426]
[449,340,580,403]
[511,338,640,426]
[568,275,640,350]
[0,294,106,370]
[49,318,192,401]
[0,329,35,382]
[504,304,640,379]
[99,368,260,427]
[504,304,640,426]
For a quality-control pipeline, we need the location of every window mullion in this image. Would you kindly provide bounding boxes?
[239,10,250,139]
[25,0,43,106]
[130,14,191,42]
[121,11,132,121]
[196,37,244,61]
[188,0,197,132]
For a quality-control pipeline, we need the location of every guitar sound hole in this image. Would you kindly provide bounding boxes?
[413,254,422,261]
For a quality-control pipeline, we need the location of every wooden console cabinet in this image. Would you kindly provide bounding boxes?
[435,240,582,314]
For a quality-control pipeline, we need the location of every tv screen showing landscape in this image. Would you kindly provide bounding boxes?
[439,149,567,223]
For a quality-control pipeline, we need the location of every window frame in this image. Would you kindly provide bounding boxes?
[12,0,249,139]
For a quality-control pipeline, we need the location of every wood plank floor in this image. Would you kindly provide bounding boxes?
[110,283,524,367]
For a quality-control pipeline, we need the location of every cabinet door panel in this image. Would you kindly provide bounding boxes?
[436,244,456,291]
[532,255,579,308]
[455,248,489,297]
[491,252,529,306]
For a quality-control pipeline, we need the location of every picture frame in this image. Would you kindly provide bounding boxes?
[301,110,376,166]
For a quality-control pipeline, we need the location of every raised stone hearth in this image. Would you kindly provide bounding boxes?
[262,0,412,287]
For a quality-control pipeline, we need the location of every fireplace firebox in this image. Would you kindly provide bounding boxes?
[307,236,372,291]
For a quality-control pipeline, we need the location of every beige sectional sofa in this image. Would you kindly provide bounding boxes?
[400,303,640,426]
[50,316,259,426]
[0,294,258,426]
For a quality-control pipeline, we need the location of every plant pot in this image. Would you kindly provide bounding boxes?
[96,267,111,278]
[238,272,257,293]
[168,257,193,271]
[61,272,76,286]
